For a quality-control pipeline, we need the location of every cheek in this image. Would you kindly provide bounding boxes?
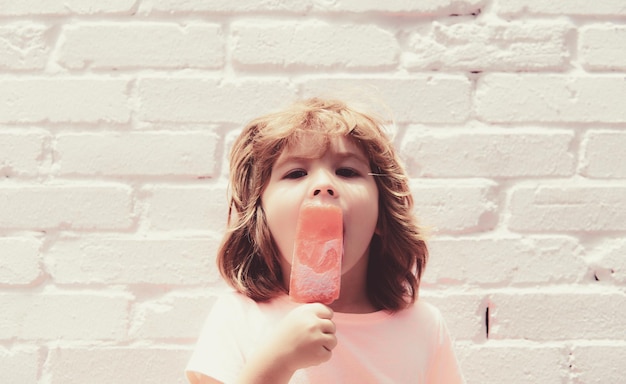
[261,195,299,263]
[353,184,379,221]
[344,187,379,243]
[350,206,378,238]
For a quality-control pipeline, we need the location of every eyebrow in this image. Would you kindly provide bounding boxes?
[274,151,369,168]
[334,151,369,164]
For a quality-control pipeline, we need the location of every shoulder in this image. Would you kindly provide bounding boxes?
[211,289,257,312]
[396,298,445,325]
[208,290,293,326]
[389,299,450,344]
[186,291,254,383]
[196,290,258,332]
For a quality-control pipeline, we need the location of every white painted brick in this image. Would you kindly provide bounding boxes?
[314,0,485,14]
[56,132,218,177]
[0,0,135,15]
[0,22,50,70]
[509,184,626,232]
[420,293,486,341]
[0,346,40,384]
[496,0,626,16]
[580,131,626,178]
[130,293,216,339]
[587,239,626,285]
[300,76,472,123]
[141,0,485,14]
[0,78,131,123]
[457,343,568,384]
[423,236,586,286]
[232,20,398,69]
[1,3,625,384]
[138,0,312,13]
[0,184,132,230]
[48,347,189,384]
[58,23,224,70]
[0,237,41,285]
[0,130,48,176]
[405,21,569,71]
[489,291,626,340]
[0,291,130,340]
[401,128,574,177]
[143,184,228,231]
[137,78,296,124]
[571,343,626,384]
[580,25,626,71]
[46,237,221,285]
[476,75,626,123]
[410,180,498,234]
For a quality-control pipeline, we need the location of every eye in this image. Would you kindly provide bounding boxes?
[284,169,307,179]
[336,168,360,178]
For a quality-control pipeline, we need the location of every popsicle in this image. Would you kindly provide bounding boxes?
[289,202,343,304]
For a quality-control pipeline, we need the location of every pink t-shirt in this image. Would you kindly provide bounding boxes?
[186,291,464,384]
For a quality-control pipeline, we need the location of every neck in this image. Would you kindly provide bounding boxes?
[328,251,379,314]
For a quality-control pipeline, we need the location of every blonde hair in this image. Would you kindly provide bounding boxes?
[218,98,427,311]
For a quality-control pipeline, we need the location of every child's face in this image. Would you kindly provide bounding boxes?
[261,135,379,288]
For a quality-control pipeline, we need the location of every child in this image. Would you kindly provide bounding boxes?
[186,98,465,384]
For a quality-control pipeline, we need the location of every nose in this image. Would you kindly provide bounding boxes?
[309,170,338,199]
[313,188,335,197]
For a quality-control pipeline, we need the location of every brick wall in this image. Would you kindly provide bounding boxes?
[1,1,625,383]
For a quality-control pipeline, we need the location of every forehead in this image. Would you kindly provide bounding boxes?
[275,134,369,164]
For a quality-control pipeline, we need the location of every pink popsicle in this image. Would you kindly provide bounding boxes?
[289,202,343,304]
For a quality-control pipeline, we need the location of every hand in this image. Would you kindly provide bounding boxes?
[237,303,337,384]
[272,303,337,371]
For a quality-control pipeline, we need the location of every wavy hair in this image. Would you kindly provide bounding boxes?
[217,98,428,311]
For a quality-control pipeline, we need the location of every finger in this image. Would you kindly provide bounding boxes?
[312,303,334,319]
[320,319,336,335]
[323,333,338,351]
[319,345,333,363]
